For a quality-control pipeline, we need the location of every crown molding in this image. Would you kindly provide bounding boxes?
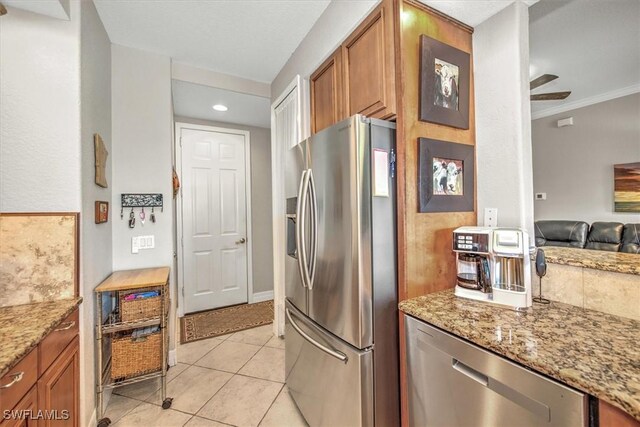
[531,84,640,120]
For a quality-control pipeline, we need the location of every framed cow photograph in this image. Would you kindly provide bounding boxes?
[419,35,470,129]
[418,138,474,213]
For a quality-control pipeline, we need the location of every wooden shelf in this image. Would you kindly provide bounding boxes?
[95,267,170,292]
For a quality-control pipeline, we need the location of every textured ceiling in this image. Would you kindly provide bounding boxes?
[417,0,537,27]
[529,0,640,118]
[172,80,271,128]
[94,0,331,83]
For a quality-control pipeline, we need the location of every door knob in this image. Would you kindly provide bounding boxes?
[236,238,246,244]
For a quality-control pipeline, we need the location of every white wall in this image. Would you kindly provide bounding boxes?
[532,93,640,223]
[271,0,377,100]
[474,1,535,241]
[80,1,113,425]
[174,116,274,296]
[111,44,175,345]
[0,3,81,212]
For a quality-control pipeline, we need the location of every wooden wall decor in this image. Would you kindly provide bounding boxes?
[419,35,470,129]
[94,133,108,188]
[95,201,109,224]
[418,138,475,213]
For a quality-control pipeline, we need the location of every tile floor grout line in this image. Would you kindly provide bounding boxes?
[256,383,286,427]
[188,367,238,422]
[104,394,146,425]
[233,371,285,385]
[188,337,227,366]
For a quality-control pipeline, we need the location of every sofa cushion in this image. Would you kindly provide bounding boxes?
[585,222,624,252]
[534,220,589,248]
[621,223,640,254]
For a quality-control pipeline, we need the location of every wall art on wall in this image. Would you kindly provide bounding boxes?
[418,138,474,213]
[95,201,109,224]
[419,35,470,129]
[614,162,640,212]
[95,133,108,188]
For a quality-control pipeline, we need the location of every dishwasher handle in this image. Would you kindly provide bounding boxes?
[452,358,488,386]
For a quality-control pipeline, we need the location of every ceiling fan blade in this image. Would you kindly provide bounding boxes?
[530,74,558,90]
[531,91,572,101]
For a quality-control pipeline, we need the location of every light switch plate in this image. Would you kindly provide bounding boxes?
[131,237,139,254]
[484,208,498,227]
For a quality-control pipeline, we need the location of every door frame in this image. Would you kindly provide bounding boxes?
[271,75,306,336]
[175,122,253,317]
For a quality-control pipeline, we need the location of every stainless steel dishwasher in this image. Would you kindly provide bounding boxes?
[405,315,587,427]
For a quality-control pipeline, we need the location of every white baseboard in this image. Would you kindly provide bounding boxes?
[251,290,274,303]
[168,349,177,366]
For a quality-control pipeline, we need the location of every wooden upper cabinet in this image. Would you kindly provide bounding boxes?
[341,0,396,119]
[310,48,344,134]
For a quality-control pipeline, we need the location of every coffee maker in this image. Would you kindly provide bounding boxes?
[453,226,532,310]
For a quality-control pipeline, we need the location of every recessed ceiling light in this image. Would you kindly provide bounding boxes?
[213,104,228,112]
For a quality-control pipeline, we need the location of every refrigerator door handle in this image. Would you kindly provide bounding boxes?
[296,170,311,289]
[307,169,318,290]
[286,308,348,363]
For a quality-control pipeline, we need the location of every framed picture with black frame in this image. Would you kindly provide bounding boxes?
[419,35,470,129]
[418,138,474,213]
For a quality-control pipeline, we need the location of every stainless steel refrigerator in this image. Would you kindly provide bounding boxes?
[284,115,399,427]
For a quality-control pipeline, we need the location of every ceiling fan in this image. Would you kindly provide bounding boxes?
[530,74,571,101]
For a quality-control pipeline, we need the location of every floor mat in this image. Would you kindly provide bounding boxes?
[180,300,273,344]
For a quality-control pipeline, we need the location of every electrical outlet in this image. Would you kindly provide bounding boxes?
[484,208,498,227]
[535,192,547,201]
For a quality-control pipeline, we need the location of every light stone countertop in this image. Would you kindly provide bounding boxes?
[539,246,640,275]
[0,297,82,377]
[400,289,640,421]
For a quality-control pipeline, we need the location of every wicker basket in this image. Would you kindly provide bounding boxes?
[111,331,162,380]
[119,289,162,322]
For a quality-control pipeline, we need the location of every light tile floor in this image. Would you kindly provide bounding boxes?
[105,325,308,427]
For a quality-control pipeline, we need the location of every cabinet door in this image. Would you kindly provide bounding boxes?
[37,337,79,427]
[310,48,344,134]
[342,0,396,119]
[599,400,640,427]
[0,386,38,427]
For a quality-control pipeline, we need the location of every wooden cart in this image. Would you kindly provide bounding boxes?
[94,267,172,427]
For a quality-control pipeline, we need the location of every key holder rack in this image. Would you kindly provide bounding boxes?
[120,193,163,223]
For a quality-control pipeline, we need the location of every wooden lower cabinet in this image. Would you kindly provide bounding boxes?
[599,400,640,427]
[37,336,79,427]
[0,386,38,427]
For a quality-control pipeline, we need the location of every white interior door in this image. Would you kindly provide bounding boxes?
[180,126,250,313]
[271,76,304,336]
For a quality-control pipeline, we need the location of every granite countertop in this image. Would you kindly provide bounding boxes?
[399,290,640,421]
[0,297,82,377]
[540,246,640,275]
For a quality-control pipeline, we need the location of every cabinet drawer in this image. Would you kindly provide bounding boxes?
[0,349,38,413]
[38,309,79,376]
